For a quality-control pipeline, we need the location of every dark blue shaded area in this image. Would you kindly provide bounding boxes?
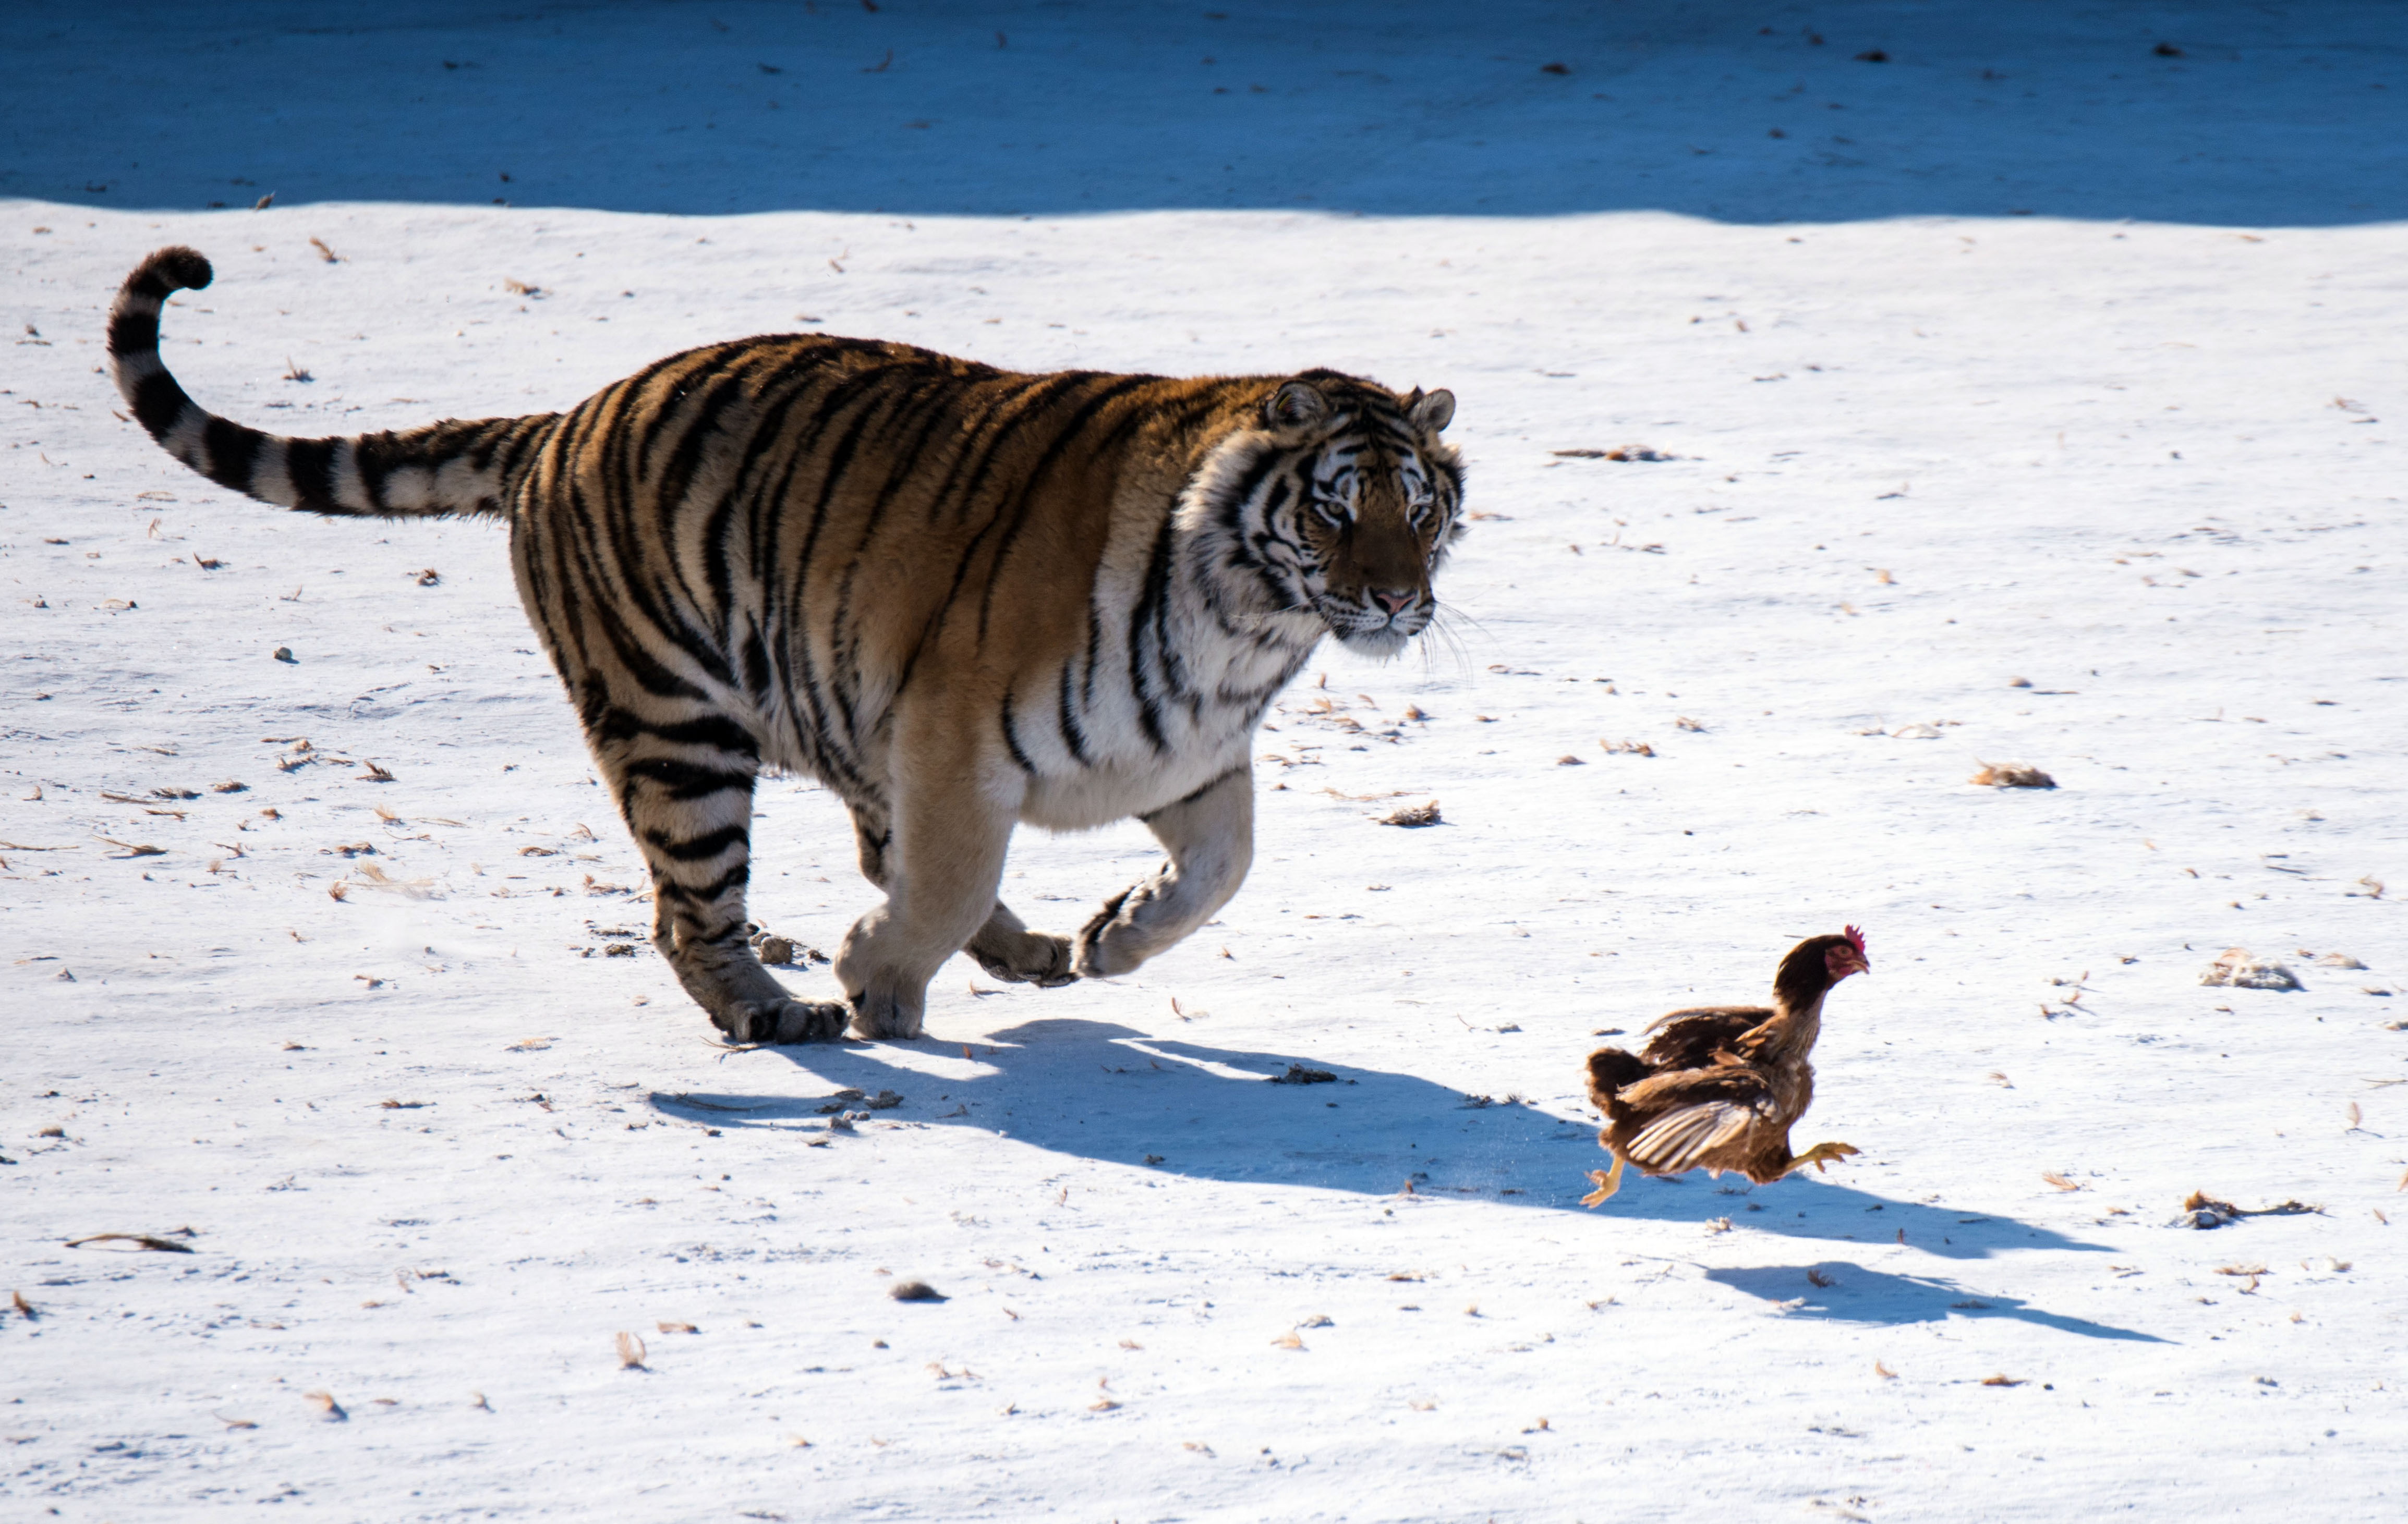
[9,1,2402,225]
[1706,1262,2173,1341]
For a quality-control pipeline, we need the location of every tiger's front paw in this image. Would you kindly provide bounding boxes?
[844,989,925,1041]
[712,998,848,1046]
[1072,887,1146,979]
[971,930,1079,989]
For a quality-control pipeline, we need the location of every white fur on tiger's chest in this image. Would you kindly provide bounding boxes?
[1012,514,1321,832]
[1012,615,1312,830]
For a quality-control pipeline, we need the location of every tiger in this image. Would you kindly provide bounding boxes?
[107,245,1465,1044]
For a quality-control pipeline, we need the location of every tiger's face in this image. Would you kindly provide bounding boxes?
[1236,374,1463,659]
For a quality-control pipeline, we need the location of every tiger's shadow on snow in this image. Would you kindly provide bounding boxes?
[665,1015,2110,1264]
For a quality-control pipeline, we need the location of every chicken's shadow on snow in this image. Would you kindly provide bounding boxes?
[1705,1263,2171,1342]
[682,1016,2109,1263]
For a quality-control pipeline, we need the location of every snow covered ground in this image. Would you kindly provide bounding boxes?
[5,4,2404,1519]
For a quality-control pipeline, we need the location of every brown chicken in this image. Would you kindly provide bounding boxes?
[1581,928,1869,1205]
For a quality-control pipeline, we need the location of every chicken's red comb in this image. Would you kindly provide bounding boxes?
[1843,925,1868,957]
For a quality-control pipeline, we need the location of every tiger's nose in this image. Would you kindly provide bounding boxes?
[1373,589,1415,616]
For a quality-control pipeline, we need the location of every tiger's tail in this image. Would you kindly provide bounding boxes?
[108,246,556,522]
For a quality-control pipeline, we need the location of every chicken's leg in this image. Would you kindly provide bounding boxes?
[1581,1153,1628,1207]
[1784,1141,1861,1176]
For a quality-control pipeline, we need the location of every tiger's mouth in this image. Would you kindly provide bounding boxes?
[1336,625,1412,657]
[1318,595,1425,656]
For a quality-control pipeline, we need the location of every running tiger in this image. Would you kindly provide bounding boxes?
[109,246,1463,1043]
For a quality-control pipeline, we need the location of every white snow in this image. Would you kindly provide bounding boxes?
[5,4,2404,1519]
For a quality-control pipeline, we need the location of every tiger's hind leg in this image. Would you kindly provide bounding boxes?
[599,711,847,1045]
[1074,764,1254,979]
[848,801,1074,989]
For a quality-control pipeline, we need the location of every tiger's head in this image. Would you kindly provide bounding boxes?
[1192,370,1465,659]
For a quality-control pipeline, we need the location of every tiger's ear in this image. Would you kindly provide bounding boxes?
[1407,387,1455,434]
[1264,380,1330,429]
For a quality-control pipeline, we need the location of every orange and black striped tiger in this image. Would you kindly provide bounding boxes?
[109,246,1465,1043]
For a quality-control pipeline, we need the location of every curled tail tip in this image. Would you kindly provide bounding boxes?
[127,245,214,297]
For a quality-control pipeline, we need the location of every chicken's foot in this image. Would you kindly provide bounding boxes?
[1785,1141,1861,1175]
[1581,1154,1627,1207]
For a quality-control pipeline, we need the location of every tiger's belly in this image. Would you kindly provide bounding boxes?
[1017,737,1254,832]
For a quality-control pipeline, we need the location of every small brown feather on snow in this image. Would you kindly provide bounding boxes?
[66,1232,193,1253]
[1970,762,2055,788]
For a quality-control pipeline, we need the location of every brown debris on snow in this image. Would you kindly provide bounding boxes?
[2178,1191,2319,1228]
[1381,800,1441,827]
[889,1280,946,1302]
[1970,762,2055,789]
[2198,948,2302,991]
[1552,444,1679,462]
[305,1389,347,1421]
[66,1232,193,1253]
[615,1331,647,1369]
[1267,1065,1337,1085]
